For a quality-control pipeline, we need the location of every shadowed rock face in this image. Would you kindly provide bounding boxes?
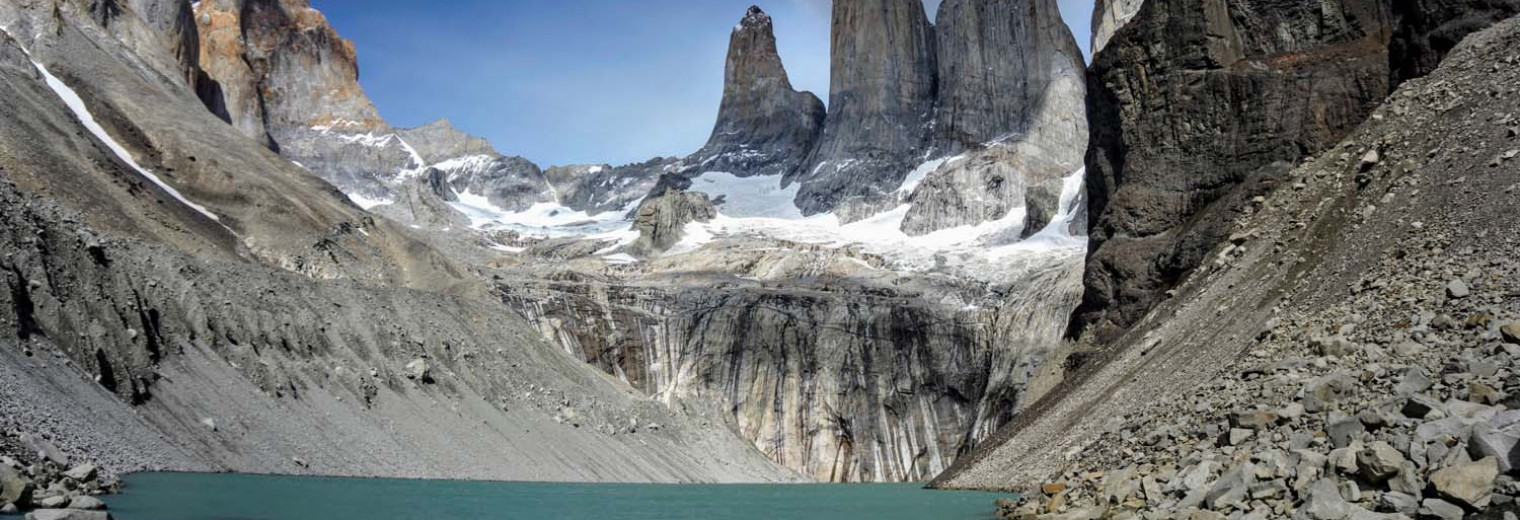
[547,158,680,216]
[373,169,470,229]
[790,0,937,218]
[932,0,1084,149]
[685,6,825,179]
[1071,0,1518,340]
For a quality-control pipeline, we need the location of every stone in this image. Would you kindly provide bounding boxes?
[1393,341,1428,357]
[67,496,105,510]
[1419,498,1465,520]
[1280,403,1307,421]
[1042,482,1069,496]
[1403,396,1445,419]
[1397,368,1433,396]
[1204,463,1254,510]
[23,510,113,520]
[38,496,70,508]
[1446,279,1471,299]
[1502,322,1520,345]
[62,464,97,482]
[0,465,32,508]
[1231,410,1280,430]
[1229,428,1255,446]
[1304,374,1359,413]
[1330,446,1361,475]
[1381,491,1420,515]
[0,503,15,514]
[1431,457,1499,508]
[1469,423,1520,474]
[1302,479,1354,520]
[1390,461,1425,496]
[1314,336,1361,357]
[1329,411,1367,448]
[404,359,433,383]
[1469,382,1504,405]
[1358,441,1406,481]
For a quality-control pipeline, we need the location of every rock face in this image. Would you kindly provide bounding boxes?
[127,0,201,87]
[1072,0,1518,340]
[932,14,1520,496]
[372,169,470,229]
[932,0,1084,150]
[432,155,554,213]
[546,158,679,216]
[502,255,1083,482]
[193,0,384,139]
[901,143,1073,236]
[683,6,824,179]
[625,189,717,256]
[1089,0,1144,54]
[790,0,937,218]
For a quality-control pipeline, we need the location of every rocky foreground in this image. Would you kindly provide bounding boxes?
[984,16,1520,520]
[1,451,114,519]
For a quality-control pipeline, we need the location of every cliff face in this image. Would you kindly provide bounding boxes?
[933,14,1520,493]
[685,6,825,179]
[932,0,1083,149]
[790,0,937,218]
[1071,0,1516,340]
[901,0,1088,236]
[1089,0,1144,54]
[501,255,1083,482]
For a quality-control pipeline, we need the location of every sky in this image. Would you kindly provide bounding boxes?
[313,1,1095,168]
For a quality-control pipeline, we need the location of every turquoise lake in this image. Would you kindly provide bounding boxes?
[103,473,1011,520]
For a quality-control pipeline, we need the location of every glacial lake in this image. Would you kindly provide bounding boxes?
[104,472,1011,520]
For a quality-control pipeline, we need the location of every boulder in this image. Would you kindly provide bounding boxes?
[1302,479,1355,520]
[24,510,113,520]
[1396,368,1433,396]
[62,464,97,482]
[1381,491,1420,515]
[1358,441,1406,482]
[1445,279,1470,299]
[1502,322,1520,345]
[404,359,433,383]
[1419,498,1465,520]
[1329,411,1367,448]
[1431,457,1499,509]
[1469,423,1520,475]
[1231,410,1280,430]
[0,465,32,508]
[67,496,106,510]
[1304,374,1359,413]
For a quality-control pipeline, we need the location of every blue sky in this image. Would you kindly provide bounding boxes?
[314,1,1094,167]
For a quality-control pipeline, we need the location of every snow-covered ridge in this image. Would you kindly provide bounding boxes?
[28,51,225,225]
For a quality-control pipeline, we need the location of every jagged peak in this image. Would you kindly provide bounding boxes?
[737,5,771,31]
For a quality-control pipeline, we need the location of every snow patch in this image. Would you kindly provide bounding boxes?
[345,192,394,210]
[30,57,224,224]
[686,171,803,219]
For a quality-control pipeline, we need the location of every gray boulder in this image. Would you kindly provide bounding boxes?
[1431,457,1499,509]
[24,509,113,520]
[0,465,32,508]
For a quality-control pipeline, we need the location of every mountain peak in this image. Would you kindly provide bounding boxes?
[738,5,771,30]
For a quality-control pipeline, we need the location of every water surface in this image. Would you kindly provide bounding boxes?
[106,472,1009,520]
